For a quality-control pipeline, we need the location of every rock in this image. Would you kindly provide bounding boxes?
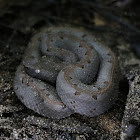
[120,69,140,140]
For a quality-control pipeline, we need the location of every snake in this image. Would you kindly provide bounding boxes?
[14,26,119,119]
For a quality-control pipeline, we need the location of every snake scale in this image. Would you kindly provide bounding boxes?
[14,26,119,119]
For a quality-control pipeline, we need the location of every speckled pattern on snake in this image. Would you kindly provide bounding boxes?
[14,26,119,119]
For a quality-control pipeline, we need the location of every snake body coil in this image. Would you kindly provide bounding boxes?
[14,27,118,119]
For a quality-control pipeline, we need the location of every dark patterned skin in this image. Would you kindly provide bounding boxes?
[14,26,119,119]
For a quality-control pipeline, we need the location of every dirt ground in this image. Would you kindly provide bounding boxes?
[0,0,139,139]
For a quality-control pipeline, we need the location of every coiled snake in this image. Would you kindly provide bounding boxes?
[14,26,118,119]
